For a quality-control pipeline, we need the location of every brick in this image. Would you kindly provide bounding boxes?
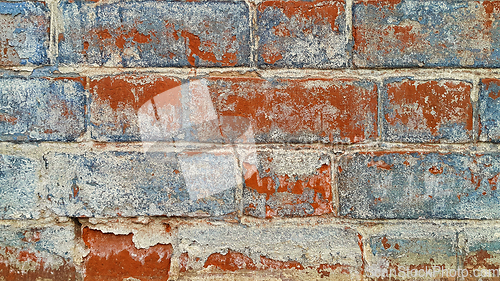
[353,0,500,68]
[82,227,173,281]
[257,0,348,68]
[89,75,182,142]
[0,76,86,141]
[177,221,362,279]
[462,226,500,280]
[58,0,250,67]
[0,223,77,280]
[90,76,253,143]
[364,223,457,280]
[382,78,473,143]
[479,78,500,142]
[339,152,500,219]
[0,2,49,66]
[0,154,39,220]
[242,149,333,218]
[45,150,238,217]
[208,77,378,143]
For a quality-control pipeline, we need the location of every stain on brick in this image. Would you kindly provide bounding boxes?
[0,154,39,220]
[353,0,500,67]
[0,77,86,141]
[242,150,333,218]
[0,224,77,280]
[479,78,500,142]
[58,1,250,67]
[339,152,500,219]
[45,150,238,217]
[0,2,49,66]
[83,227,172,281]
[208,77,378,143]
[257,0,348,68]
[382,78,473,143]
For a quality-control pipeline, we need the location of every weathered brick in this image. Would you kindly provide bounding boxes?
[339,152,500,219]
[462,226,500,280]
[0,154,40,220]
[83,227,173,281]
[89,75,182,142]
[353,0,500,68]
[90,76,377,144]
[177,221,362,279]
[0,2,49,66]
[0,223,77,280]
[0,76,86,141]
[382,78,473,143]
[479,78,500,142]
[364,223,457,280]
[208,77,378,143]
[45,149,238,217]
[58,1,250,67]
[257,0,348,68]
[242,149,333,218]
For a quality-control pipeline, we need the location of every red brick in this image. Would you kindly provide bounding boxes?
[82,227,173,281]
[382,79,473,143]
[207,77,378,143]
[89,75,182,141]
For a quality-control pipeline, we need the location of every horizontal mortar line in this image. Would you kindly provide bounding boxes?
[2,216,499,228]
[4,66,500,79]
[2,141,500,153]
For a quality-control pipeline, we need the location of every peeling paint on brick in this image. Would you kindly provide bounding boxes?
[257,0,348,68]
[382,78,473,143]
[0,1,49,66]
[58,0,250,67]
[0,154,40,220]
[207,77,378,143]
[177,220,362,279]
[353,0,500,67]
[479,78,500,142]
[0,76,86,141]
[82,227,172,281]
[242,149,333,217]
[45,149,238,217]
[0,223,77,280]
[339,152,500,219]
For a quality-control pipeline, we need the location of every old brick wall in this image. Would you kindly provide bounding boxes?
[2,0,500,280]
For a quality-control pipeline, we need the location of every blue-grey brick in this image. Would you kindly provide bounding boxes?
[0,154,39,219]
[479,78,500,142]
[0,1,49,66]
[353,0,500,68]
[58,0,250,67]
[339,152,500,219]
[365,223,458,279]
[45,150,238,217]
[0,77,86,141]
[0,223,77,278]
[257,0,348,68]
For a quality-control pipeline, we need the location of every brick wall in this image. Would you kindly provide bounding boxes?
[2,0,500,280]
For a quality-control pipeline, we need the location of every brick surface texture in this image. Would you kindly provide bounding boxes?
[2,0,500,280]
